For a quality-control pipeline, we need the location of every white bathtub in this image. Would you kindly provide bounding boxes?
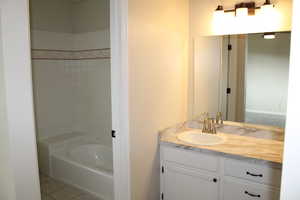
[44,134,113,200]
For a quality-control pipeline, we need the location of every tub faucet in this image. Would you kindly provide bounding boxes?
[202,118,217,134]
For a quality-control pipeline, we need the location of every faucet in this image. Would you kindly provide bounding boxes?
[215,112,223,125]
[202,117,217,134]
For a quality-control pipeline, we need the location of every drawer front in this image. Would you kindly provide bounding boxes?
[224,158,281,187]
[223,178,280,200]
[161,146,219,172]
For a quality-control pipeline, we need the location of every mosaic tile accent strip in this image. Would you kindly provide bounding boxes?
[32,48,111,60]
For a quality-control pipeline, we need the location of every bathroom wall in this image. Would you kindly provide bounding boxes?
[30,0,111,146]
[29,0,73,33]
[31,31,74,139]
[245,33,290,127]
[128,0,189,199]
[0,21,16,200]
[71,0,109,33]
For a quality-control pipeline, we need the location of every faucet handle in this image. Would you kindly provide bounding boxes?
[199,112,209,121]
[208,118,217,134]
[198,112,210,124]
[202,118,208,133]
[216,112,223,124]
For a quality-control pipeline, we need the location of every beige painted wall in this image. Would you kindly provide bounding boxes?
[193,36,222,117]
[127,0,189,199]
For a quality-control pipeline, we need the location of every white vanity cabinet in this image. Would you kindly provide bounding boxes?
[160,146,281,200]
[162,163,219,200]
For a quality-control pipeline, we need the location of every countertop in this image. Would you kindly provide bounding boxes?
[159,120,284,165]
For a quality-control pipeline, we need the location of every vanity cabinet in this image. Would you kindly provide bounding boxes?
[163,163,219,200]
[160,146,281,200]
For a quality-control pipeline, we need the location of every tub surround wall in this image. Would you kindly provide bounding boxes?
[245,33,290,127]
[71,0,109,33]
[32,29,111,146]
[30,0,109,34]
[30,0,111,146]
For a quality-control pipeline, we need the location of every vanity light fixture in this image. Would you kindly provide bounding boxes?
[263,32,276,39]
[214,0,274,17]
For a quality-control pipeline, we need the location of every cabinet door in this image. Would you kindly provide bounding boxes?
[162,163,219,200]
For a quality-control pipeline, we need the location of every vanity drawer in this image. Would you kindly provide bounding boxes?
[224,158,281,187]
[223,178,280,200]
[161,146,219,172]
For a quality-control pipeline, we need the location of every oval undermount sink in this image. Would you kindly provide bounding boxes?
[177,131,225,146]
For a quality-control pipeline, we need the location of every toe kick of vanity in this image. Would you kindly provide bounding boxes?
[160,146,281,200]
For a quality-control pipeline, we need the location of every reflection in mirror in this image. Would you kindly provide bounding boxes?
[192,32,291,128]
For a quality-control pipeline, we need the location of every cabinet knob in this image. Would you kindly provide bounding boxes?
[213,178,217,183]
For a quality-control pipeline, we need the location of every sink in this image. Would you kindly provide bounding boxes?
[177,131,225,146]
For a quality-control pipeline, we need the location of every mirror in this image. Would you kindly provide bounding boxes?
[192,32,291,128]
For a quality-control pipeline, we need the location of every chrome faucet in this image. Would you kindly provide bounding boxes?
[215,112,223,125]
[202,117,217,134]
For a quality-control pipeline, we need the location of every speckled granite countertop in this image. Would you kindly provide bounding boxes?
[159,120,284,165]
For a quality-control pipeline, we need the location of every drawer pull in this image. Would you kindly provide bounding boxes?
[245,191,261,198]
[246,171,263,177]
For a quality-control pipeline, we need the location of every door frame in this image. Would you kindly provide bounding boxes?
[0,0,132,199]
[280,0,300,199]
[110,0,131,200]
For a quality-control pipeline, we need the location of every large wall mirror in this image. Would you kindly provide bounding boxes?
[192,32,291,128]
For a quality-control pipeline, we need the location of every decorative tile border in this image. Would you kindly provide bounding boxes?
[32,48,110,60]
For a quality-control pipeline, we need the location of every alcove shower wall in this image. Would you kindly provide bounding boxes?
[30,0,111,147]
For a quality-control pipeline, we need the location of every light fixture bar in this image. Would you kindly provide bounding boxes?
[215,0,274,17]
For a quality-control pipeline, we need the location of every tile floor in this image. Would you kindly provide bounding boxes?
[40,174,103,200]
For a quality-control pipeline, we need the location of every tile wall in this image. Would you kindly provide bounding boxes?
[32,29,112,146]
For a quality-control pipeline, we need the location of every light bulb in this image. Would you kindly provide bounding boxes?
[261,3,274,15]
[263,32,276,39]
[236,7,248,17]
[214,10,224,19]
